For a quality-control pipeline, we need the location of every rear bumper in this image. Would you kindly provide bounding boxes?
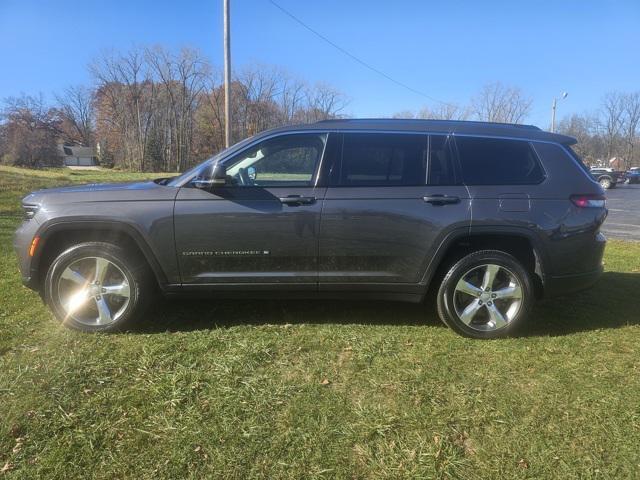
[543,230,606,297]
[544,266,603,297]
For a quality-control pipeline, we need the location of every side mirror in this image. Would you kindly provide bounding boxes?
[192,163,227,189]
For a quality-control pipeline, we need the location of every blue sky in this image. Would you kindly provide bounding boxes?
[1,0,638,128]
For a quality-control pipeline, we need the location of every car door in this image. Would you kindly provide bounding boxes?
[318,132,471,293]
[174,132,329,289]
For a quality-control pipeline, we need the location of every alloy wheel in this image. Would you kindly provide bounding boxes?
[453,263,523,332]
[57,256,131,326]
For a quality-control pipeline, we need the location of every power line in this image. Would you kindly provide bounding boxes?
[268,0,457,108]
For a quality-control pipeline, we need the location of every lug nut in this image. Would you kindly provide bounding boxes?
[491,293,497,298]
[487,301,493,306]
[478,300,483,305]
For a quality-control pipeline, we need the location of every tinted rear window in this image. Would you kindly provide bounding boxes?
[566,146,592,175]
[456,137,545,185]
[338,133,427,186]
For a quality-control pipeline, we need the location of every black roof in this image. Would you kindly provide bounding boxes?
[268,118,577,145]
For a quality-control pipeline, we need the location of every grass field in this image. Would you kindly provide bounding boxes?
[1,166,639,479]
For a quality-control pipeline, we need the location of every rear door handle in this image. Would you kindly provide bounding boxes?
[279,195,316,206]
[423,194,460,205]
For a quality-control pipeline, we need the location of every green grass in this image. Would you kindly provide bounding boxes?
[1,167,640,479]
[0,166,166,216]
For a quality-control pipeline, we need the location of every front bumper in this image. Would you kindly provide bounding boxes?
[13,219,40,291]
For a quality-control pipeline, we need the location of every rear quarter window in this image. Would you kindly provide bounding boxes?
[456,137,545,185]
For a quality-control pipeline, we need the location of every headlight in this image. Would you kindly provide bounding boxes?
[22,204,39,220]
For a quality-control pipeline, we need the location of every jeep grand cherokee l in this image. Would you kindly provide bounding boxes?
[14,119,607,339]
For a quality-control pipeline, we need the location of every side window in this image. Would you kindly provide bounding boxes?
[456,137,545,185]
[428,135,458,185]
[225,133,326,187]
[338,133,427,186]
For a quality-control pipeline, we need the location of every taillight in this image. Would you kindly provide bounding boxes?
[570,194,606,208]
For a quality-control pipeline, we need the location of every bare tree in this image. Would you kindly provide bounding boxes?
[599,92,626,162]
[621,92,640,169]
[55,85,95,146]
[471,82,532,123]
[557,113,604,164]
[299,82,348,122]
[418,103,470,120]
[1,94,62,167]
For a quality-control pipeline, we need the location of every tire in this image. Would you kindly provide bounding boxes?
[598,177,612,189]
[44,242,151,332]
[436,250,534,339]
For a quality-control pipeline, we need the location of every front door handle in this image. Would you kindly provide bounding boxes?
[423,194,460,206]
[279,195,316,206]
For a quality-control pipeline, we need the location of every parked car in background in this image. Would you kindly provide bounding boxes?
[14,119,607,339]
[625,167,640,184]
[590,167,620,189]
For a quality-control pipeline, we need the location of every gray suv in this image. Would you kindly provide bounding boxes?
[14,119,607,339]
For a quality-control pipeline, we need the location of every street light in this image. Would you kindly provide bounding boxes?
[550,91,568,133]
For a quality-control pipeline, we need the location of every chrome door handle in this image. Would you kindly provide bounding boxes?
[423,195,460,205]
[279,195,316,206]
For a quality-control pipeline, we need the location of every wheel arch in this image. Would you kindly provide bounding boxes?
[31,219,168,292]
[422,226,548,299]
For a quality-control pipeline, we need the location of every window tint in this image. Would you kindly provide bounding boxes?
[339,133,427,186]
[225,133,326,187]
[428,135,458,185]
[566,146,591,175]
[456,137,545,185]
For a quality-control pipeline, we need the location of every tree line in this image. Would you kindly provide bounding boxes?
[394,83,640,169]
[0,45,347,172]
[2,47,638,171]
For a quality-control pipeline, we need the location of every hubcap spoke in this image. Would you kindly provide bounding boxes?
[94,258,110,284]
[455,279,483,298]
[493,284,522,300]
[481,264,501,291]
[95,297,113,324]
[64,289,91,313]
[486,303,508,329]
[102,282,130,298]
[459,298,482,325]
[61,267,88,285]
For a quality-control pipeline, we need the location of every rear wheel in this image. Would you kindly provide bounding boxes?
[44,242,150,332]
[436,250,534,339]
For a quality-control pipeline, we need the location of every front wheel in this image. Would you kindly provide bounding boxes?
[44,242,150,332]
[436,250,534,339]
[599,177,612,189]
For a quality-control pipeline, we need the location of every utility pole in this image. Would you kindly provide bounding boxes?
[223,0,231,148]
[550,92,568,133]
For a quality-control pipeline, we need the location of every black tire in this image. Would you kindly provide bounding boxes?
[44,242,151,332]
[436,250,534,339]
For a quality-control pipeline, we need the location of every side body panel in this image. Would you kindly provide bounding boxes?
[466,139,607,280]
[173,185,325,287]
[21,182,180,286]
[319,186,471,290]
